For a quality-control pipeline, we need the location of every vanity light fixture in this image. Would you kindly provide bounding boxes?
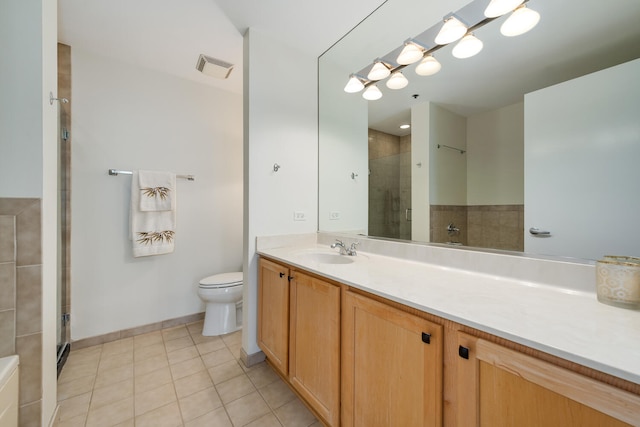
[362,84,383,100]
[452,33,483,59]
[344,74,365,93]
[500,5,541,36]
[484,0,525,18]
[415,55,442,76]
[386,71,409,89]
[434,15,468,45]
[368,60,392,80]
[397,40,425,65]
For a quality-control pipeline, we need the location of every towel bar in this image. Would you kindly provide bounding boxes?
[108,169,195,181]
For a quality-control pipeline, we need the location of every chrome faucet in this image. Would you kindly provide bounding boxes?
[331,239,359,256]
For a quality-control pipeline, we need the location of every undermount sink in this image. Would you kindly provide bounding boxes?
[297,252,356,265]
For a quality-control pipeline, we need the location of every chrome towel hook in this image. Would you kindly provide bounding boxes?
[273,163,281,172]
[49,92,69,105]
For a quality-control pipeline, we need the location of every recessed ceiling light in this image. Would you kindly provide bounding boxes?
[400,124,411,129]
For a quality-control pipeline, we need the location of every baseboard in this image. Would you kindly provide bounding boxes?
[71,312,205,350]
[240,347,265,368]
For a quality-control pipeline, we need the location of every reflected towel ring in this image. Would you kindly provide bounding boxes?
[273,163,281,172]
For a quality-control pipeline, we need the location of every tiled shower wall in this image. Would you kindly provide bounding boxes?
[0,198,43,425]
[368,129,411,240]
[431,204,524,252]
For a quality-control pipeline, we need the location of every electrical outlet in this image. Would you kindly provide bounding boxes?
[293,211,306,221]
[329,211,341,220]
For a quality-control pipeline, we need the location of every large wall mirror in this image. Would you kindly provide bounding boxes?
[319,0,640,261]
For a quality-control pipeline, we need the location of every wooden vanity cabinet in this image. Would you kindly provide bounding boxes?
[258,258,341,426]
[342,290,443,427]
[257,258,290,375]
[453,331,640,427]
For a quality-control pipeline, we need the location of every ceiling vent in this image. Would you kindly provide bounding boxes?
[196,54,234,79]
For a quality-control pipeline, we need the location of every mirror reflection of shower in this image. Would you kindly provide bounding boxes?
[368,129,411,240]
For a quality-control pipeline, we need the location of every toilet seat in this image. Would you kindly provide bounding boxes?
[199,272,243,289]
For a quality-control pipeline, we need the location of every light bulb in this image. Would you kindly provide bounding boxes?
[367,61,391,80]
[397,42,424,65]
[415,56,441,76]
[484,0,524,18]
[452,33,483,59]
[362,85,383,101]
[343,75,364,93]
[386,72,409,90]
[435,16,467,45]
[500,5,540,36]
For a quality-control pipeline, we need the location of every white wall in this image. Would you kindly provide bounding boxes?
[71,49,243,340]
[243,29,318,356]
[0,0,58,424]
[429,104,467,205]
[467,102,524,205]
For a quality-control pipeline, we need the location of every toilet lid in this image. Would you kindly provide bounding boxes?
[199,272,243,289]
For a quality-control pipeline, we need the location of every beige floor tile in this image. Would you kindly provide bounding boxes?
[227,343,243,360]
[94,363,133,389]
[170,355,205,380]
[162,325,189,342]
[55,413,87,427]
[133,331,163,349]
[274,399,317,427]
[216,374,256,404]
[174,370,213,399]
[135,365,173,394]
[134,382,177,416]
[111,420,134,427]
[178,386,223,422]
[195,338,226,355]
[245,412,284,427]
[221,331,242,347]
[134,342,166,362]
[85,397,134,427]
[57,374,95,401]
[101,337,133,357]
[225,390,271,427]
[134,353,169,377]
[246,362,279,389]
[135,401,182,427]
[98,351,133,372]
[65,345,102,366]
[167,345,199,365]
[184,406,232,427]
[58,359,99,385]
[164,335,194,353]
[186,320,204,335]
[258,378,296,410]
[208,360,244,385]
[90,378,134,410]
[57,391,91,421]
[201,347,235,368]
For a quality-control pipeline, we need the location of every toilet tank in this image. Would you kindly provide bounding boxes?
[0,355,19,427]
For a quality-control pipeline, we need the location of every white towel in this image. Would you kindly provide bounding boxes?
[138,170,176,211]
[130,171,176,257]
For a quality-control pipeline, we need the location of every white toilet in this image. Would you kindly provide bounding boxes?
[198,272,243,336]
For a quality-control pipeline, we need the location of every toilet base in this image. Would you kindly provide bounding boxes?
[202,302,241,336]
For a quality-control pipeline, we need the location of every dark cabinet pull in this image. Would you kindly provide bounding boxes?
[288,276,294,281]
[279,272,285,278]
[422,332,431,344]
[459,345,470,359]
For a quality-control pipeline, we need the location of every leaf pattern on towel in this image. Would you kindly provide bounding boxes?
[137,231,175,245]
[142,186,171,200]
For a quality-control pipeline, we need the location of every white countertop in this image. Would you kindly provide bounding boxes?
[257,239,640,385]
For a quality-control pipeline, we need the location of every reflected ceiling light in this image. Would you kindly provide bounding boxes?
[367,60,391,80]
[415,55,442,76]
[435,15,467,45]
[386,72,409,89]
[400,124,411,130]
[397,40,424,65]
[362,85,383,100]
[500,5,540,36]
[484,0,525,18]
[343,74,365,93]
[452,33,483,59]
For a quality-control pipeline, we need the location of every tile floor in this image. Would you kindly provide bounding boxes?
[55,321,320,427]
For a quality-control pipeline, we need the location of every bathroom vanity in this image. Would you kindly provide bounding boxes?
[256,235,640,427]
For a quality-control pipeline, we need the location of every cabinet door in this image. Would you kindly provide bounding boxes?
[455,332,640,427]
[342,291,443,427]
[289,271,341,426]
[257,258,290,375]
